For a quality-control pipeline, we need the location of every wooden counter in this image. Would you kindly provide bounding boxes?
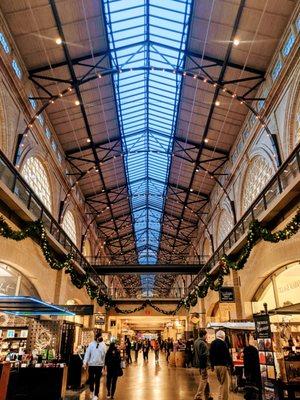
[0,363,11,400]
[6,366,68,400]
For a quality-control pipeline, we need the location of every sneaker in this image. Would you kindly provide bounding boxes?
[93,396,98,400]
[107,396,111,399]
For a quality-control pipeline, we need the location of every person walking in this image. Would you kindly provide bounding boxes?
[105,342,122,399]
[133,339,140,363]
[125,337,132,364]
[166,338,173,363]
[209,330,233,400]
[83,334,107,400]
[185,338,193,368]
[193,330,213,400]
[153,339,160,364]
[142,339,150,362]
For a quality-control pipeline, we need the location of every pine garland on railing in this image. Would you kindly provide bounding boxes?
[1,210,299,314]
[183,209,300,308]
[0,215,110,305]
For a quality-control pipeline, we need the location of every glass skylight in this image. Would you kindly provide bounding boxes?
[103,0,192,290]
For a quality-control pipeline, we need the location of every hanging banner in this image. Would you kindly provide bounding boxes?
[219,287,235,303]
[254,314,271,339]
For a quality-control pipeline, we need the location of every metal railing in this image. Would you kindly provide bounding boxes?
[188,143,300,291]
[0,149,107,294]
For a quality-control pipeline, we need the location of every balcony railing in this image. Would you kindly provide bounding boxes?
[188,142,300,291]
[0,149,107,294]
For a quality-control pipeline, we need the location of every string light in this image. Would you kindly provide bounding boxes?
[215,100,220,106]
[55,37,62,45]
[233,38,240,46]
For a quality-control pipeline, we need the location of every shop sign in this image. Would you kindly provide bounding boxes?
[62,305,94,315]
[95,313,105,325]
[219,287,235,303]
[254,314,271,339]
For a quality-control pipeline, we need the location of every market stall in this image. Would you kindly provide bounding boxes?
[268,303,300,399]
[207,321,257,391]
[0,296,75,399]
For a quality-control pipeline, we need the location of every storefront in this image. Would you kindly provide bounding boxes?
[252,262,300,399]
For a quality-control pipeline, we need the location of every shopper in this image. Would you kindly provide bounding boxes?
[153,339,160,364]
[83,334,106,400]
[105,342,122,399]
[185,338,193,368]
[166,338,173,363]
[125,337,132,364]
[193,330,213,400]
[243,344,262,400]
[133,339,140,363]
[209,330,233,400]
[142,339,150,362]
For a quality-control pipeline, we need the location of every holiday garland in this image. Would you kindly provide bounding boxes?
[183,209,300,308]
[113,299,183,315]
[0,215,110,306]
[1,210,299,314]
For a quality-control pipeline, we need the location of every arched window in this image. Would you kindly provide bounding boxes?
[252,262,300,314]
[202,237,212,263]
[217,209,233,247]
[241,155,274,213]
[0,262,39,297]
[22,157,52,212]
[82,239,91,258]
[295,104,300,147]
[62,210,77,245]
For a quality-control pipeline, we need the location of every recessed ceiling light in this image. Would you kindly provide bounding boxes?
[86,138,91,143]
[215,100,220,106]
[75,100,80,106]
[55,37,62,45]
[233,38,240,46]
[204,138,209,143]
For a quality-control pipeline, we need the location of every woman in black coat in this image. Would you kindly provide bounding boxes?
[105,343,122,399]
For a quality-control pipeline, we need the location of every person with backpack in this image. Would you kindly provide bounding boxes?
[105,342,122,399]
[193,330,213,400]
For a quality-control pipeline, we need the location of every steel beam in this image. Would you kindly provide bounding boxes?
[94,264,202,274]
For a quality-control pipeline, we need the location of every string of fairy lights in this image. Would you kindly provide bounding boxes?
[18,63,280,241]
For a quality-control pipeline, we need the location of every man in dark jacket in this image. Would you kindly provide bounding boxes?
[209,330,233,400]
[193,330,213,400]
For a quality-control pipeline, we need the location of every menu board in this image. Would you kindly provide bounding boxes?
[254,314,279,400]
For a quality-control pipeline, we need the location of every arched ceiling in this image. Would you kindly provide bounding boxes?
[0,0,296,296]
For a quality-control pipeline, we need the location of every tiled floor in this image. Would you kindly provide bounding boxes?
[65,352,244,400]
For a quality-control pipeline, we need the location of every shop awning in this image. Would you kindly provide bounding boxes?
[207,322,255,330]
[269,303,300,315]
[0,296,75,316]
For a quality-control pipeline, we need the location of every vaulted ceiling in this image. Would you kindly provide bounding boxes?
[0,0,296,295]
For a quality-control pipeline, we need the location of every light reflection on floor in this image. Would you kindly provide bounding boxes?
[65,352,243,400]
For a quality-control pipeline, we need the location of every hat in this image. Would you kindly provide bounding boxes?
[216,330,226,340]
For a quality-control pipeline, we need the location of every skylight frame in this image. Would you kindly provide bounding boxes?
[103,0,192,293]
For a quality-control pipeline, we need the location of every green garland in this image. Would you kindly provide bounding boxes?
[0,215,109,306]
[2,210,298,314]
[113,300,184,315]
[183,209,300,308]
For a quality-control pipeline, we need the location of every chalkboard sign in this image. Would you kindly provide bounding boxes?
[254,314,271,339]
[219,287,235,302]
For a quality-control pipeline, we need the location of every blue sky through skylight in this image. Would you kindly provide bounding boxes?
[103,0,192,294]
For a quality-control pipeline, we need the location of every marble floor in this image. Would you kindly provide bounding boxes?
[65,352,244,400]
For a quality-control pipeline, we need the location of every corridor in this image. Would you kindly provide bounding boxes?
[66,352,243,400]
